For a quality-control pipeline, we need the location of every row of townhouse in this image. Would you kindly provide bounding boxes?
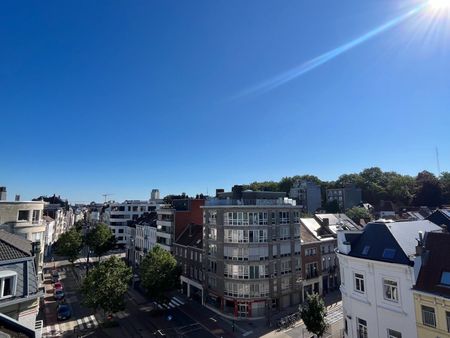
[337,218,450,338]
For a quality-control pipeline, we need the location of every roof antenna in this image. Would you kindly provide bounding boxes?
[436,147,441,177]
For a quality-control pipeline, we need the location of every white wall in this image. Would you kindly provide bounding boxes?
[338,253,417,338]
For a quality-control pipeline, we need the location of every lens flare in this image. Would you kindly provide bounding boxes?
[429,0,450,9]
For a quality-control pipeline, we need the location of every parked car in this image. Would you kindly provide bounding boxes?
[56,303,72,321]
[54,281,63,290]
[54,289,65,301]
[51,270,59,283]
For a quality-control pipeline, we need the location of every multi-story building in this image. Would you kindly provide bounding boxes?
[300,217,339,294]
[426,208,450,232]
[0,230,43,332]
[337,220,442,338]
[289,181,322,214]
[413,231,450,338]
[156,199,204,252]
[131,212,157,267]
[299,222,322,299]
[104,199,161,246]
[0,190,46,276]
[202,186,302,319]
[326,184,362,211]
[173,223,204,303]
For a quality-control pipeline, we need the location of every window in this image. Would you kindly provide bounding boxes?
[387,329,401,338]
[279,212,290,224]
[422,305,436,327]
[383,279,398,302]
[118,229,124,233]
[17,210,30,221]
[440,271,450,286]
[357,318,368,338]
[446,311,450,333]
[362,245,370,255]
[382,248,396,259]
[32,210,40,222]
[354,273,365,293]
[0,272,17,299]
[293,211,300,224]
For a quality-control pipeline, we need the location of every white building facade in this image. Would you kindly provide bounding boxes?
[337,220,442,338]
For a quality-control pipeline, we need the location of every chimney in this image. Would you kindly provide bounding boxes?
[15,195,20,201]
[323,218,330,228]
[416,231,424,256]
[0,187,6,201]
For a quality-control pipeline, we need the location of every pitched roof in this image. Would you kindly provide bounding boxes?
[0,230,32,261]
[315,213,360,232]
[415,231,450,298]
[175,224,203,248]
[345,220,442,265]
[299,223,320,244]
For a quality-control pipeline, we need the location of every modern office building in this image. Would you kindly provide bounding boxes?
[202,186,302,319]
[337,220,442,338]
[289,181,322,214]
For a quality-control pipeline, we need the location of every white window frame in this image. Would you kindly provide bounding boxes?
[383,278,399,302]
[354,272,365,294]
[0,271,18,299]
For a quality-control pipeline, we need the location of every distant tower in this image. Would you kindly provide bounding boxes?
[0,187,6,201]
[151,189,160,200]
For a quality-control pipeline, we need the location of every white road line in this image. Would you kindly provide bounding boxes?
[172,297,184,305]
[162,303,170,309]
[77,318,83,328]
[157,304,163,309]
[168,302,177,308]
[89,314,98,326]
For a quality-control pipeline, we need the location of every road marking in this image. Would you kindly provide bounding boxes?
[90,314,98,326]
[157,329,166,336]
[172,296,184,305]
[162,303,169,309]
[243,330,253,337]
[209,317,217,322]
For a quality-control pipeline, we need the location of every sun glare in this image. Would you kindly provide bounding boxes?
[429,0,450,9]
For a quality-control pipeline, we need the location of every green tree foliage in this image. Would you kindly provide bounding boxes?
[300,293,328,337]
[440,172,450,205]
[325,200,340,213]
[55,228,83,263]
[140,246,181,301]
[81,256,132,315]
[86,223,116,259]
[346,207,371,223]
[414,171,442,207]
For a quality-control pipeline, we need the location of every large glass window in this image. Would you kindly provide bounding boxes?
[383,279,398,302]
[32,210,40,222]
[279,211,290,224]
[354,273,365,293]
[422,305,436,327]
[17,210,30,221]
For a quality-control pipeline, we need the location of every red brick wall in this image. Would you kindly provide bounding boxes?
[175,199,205,239]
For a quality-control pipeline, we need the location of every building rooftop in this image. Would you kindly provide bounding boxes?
[341,220,442,265]
[315,213,360,232]
[0,230,32,261]
[415,231,450,298]
[175,224,203,249]
[299,223,320,244]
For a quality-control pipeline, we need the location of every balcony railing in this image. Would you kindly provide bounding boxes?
[306,271,319,279]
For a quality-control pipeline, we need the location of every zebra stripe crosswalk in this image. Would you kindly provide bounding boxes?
[155,296,185,310]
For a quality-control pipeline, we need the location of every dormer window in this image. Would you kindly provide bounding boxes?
[440,271,450,286]
[0,271,18,299]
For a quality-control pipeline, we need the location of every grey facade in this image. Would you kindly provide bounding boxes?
[326,184,362,210]
[202,187,302,319]
[289,181,322,214]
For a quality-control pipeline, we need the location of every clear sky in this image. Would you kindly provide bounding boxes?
[1,0,450,203]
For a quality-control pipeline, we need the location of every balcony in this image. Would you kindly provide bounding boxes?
[157,220,173,227]
[305,271,319,279]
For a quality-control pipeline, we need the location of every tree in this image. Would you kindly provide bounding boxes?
[81,256,132,316]
[414,171,442,207]
[325,200,340,213]
[55,228,83,264]
[300,293,328,337]
[440,172,450,205]
[385,174,415,205]
[140,246,181,301]
[86,223,116,259]
[346,207,371,223]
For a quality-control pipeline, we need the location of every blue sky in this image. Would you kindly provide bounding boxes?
[1,0,450,203]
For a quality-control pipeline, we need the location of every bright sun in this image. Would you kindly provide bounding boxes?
[429,0,450,9]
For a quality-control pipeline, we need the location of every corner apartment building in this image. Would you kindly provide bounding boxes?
[202,186,302,319]
[131,212,157,267]
[156,199,204,252]
[326,184,362,210]
[289,181,322,214]
[413,231,450,338]
[0,189,46,275]
[337,220,442,338]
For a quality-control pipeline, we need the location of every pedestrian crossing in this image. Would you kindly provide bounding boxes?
[43,315,99,337]
[155,296,185,310]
